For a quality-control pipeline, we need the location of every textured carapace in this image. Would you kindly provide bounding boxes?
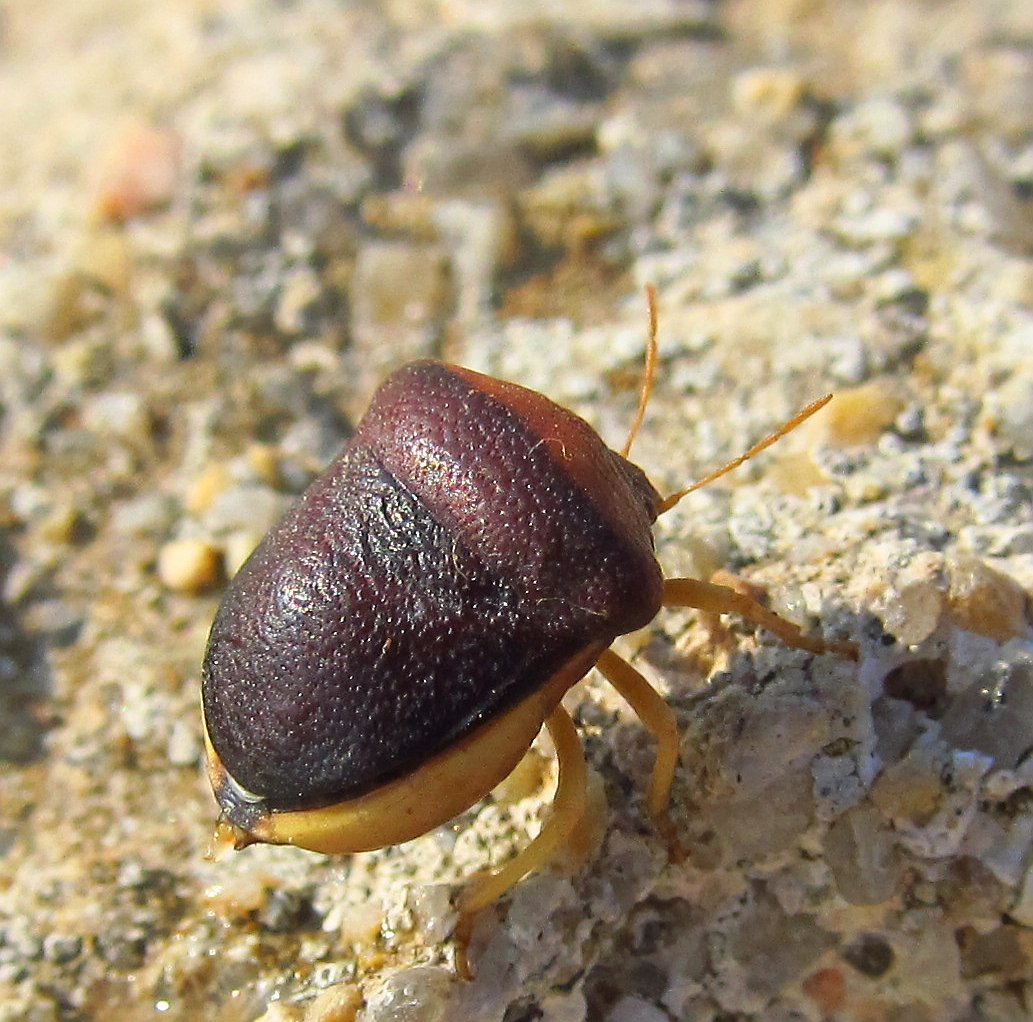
[201,361,664,820]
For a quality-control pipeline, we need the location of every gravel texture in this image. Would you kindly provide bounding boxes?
[2,2,1033,1020]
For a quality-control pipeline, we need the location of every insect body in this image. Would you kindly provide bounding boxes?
[201,290,856,971]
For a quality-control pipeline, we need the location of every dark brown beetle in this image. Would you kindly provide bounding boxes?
[201,288,856,970]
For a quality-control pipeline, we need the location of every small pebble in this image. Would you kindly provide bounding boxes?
[36,505,84,545]
[731,67,806,121]
[961,44,1033,141]
[830,97,913,160]
[605,995,668,1022]
[957,924,1030,981]
[205,485,287,536]
[840,933,895,978]
[166,719,201,766]
[1011,861,1033,927]
[247,444,282,488]
[224,530,263,577]
[254,1005,303,1022]
[304,984,363,1022]
[801,967,847,1015]
[185,464,231,515]
[157,538,223,593]
[821,382,903,446]
[827,336,869,384]
[360,967,452,1022]
[350,242,452,329]
[407,885,453,945]
[823,804,901,905]
[275,266,323,335]
[871,749,944,826]
[91,119,181,224]
[895,405,924,439]
[111,493,178,537]
[874,553,946,646]
[42,935,82,966]
[946,556,1029,642]
[988,371,1033,460]
[82,391,151,440]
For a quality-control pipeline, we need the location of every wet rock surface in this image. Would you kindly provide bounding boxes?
[1,1,1033,1020]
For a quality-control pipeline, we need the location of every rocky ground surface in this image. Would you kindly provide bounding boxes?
[2,1,1033,1020]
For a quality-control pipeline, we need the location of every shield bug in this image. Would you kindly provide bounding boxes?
[200,287,857,972]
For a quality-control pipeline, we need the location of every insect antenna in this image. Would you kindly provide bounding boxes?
[656,393,833,515]
[620,284,659,458]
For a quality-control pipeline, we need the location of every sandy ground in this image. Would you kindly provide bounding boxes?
[2,2,1033,1020]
